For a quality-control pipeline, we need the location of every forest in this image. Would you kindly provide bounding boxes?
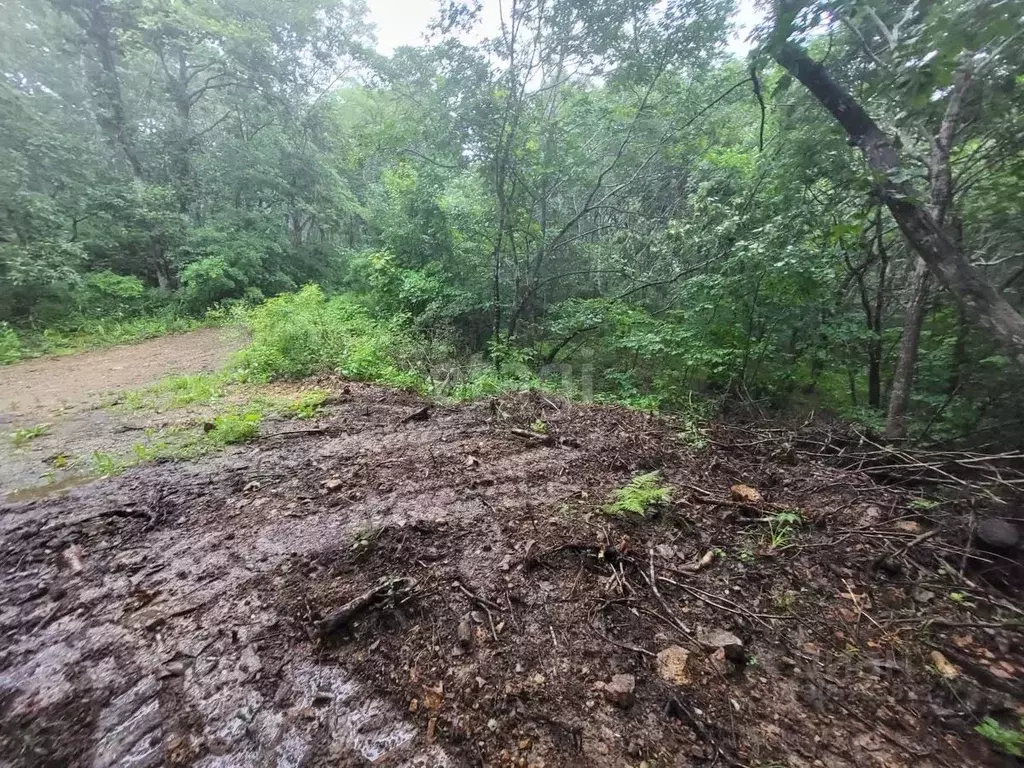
[2,0,1023,446]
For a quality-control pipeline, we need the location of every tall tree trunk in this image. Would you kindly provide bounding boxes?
[868,213,889,408]
[71,0,144,180]
[883,67,970,436]
[885,258,930,437]
[772,43,1024,364]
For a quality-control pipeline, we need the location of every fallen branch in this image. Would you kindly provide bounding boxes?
[509,428,555,445]
[316,577,416,637]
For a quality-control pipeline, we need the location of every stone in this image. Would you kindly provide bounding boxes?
[656,646,692,686]
[894,520,923,534]
[976,519,1019,550]
[603,674,635,708]
[730,484,762,504]
[457,617,474,649]
[697,629,745,662]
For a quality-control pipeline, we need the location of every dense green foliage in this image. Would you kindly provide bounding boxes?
[3,0,1023,444]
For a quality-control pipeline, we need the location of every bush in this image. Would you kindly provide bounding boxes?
[0,324,21,364]
[233,284,433,389]
[73,271,147,320]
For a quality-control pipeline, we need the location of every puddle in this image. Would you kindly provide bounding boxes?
[4,473,97,503]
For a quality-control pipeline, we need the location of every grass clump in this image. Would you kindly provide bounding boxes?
[9,423,51,447]
[282,389,330,419]
[123,373,226,410]
[604,471,673,517]
[207,406,263,444]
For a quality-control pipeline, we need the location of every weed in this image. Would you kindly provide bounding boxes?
[0,323,21,364]
[530,419,548,434]
[91,450,125,477]
[677,419,708,449]
[10,423,51,447]
[49,453,71,469]
[604,471,673,517]
[123,373,226,410]
[909,498,940,510]
[284,390,330,419]
[765,509,802,549]
[207,407,263,444]
[975,717,1024,757]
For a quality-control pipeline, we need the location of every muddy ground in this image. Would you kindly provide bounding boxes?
[0,327,245,495]
[1,382,1022,767]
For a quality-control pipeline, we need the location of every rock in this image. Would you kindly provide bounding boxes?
[457,616,474,649]
[603,674,635,708]
[323,478,343,491]
[930,650,959,679]
[976,519,1019,550]
[730,484,762,504]
[697,629,745,662]
[859,505,882,528]
[893,520,923,534]
[656,646,691,685]
[62,544,85,573]
[403,406,432,423]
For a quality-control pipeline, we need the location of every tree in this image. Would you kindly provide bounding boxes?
[766,0,1024,435]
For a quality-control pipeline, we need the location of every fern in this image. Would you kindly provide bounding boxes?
[605,471,673,517]
[976,717,1024,757]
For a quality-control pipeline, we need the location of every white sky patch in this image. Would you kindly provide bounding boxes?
[367,0,762,57]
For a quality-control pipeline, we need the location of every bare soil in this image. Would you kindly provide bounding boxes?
[1,382,1021,767]
[0,327,244,417]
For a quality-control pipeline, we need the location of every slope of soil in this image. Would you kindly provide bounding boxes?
[0,383,1021,767]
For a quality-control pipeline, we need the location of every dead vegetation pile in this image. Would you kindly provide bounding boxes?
[1,383,1022,767]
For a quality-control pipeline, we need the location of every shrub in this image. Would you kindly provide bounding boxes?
[0,324,21,364]
[233,285,432,390]
[73,271,147,320]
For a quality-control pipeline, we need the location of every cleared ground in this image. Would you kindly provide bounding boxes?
[0,380,1020,767]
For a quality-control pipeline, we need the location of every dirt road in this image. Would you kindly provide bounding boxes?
[0,328,246,496]
[0,385,1014,767]
[0,327,244,417]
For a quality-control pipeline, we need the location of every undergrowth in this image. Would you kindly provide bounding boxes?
[230,286,715,421]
